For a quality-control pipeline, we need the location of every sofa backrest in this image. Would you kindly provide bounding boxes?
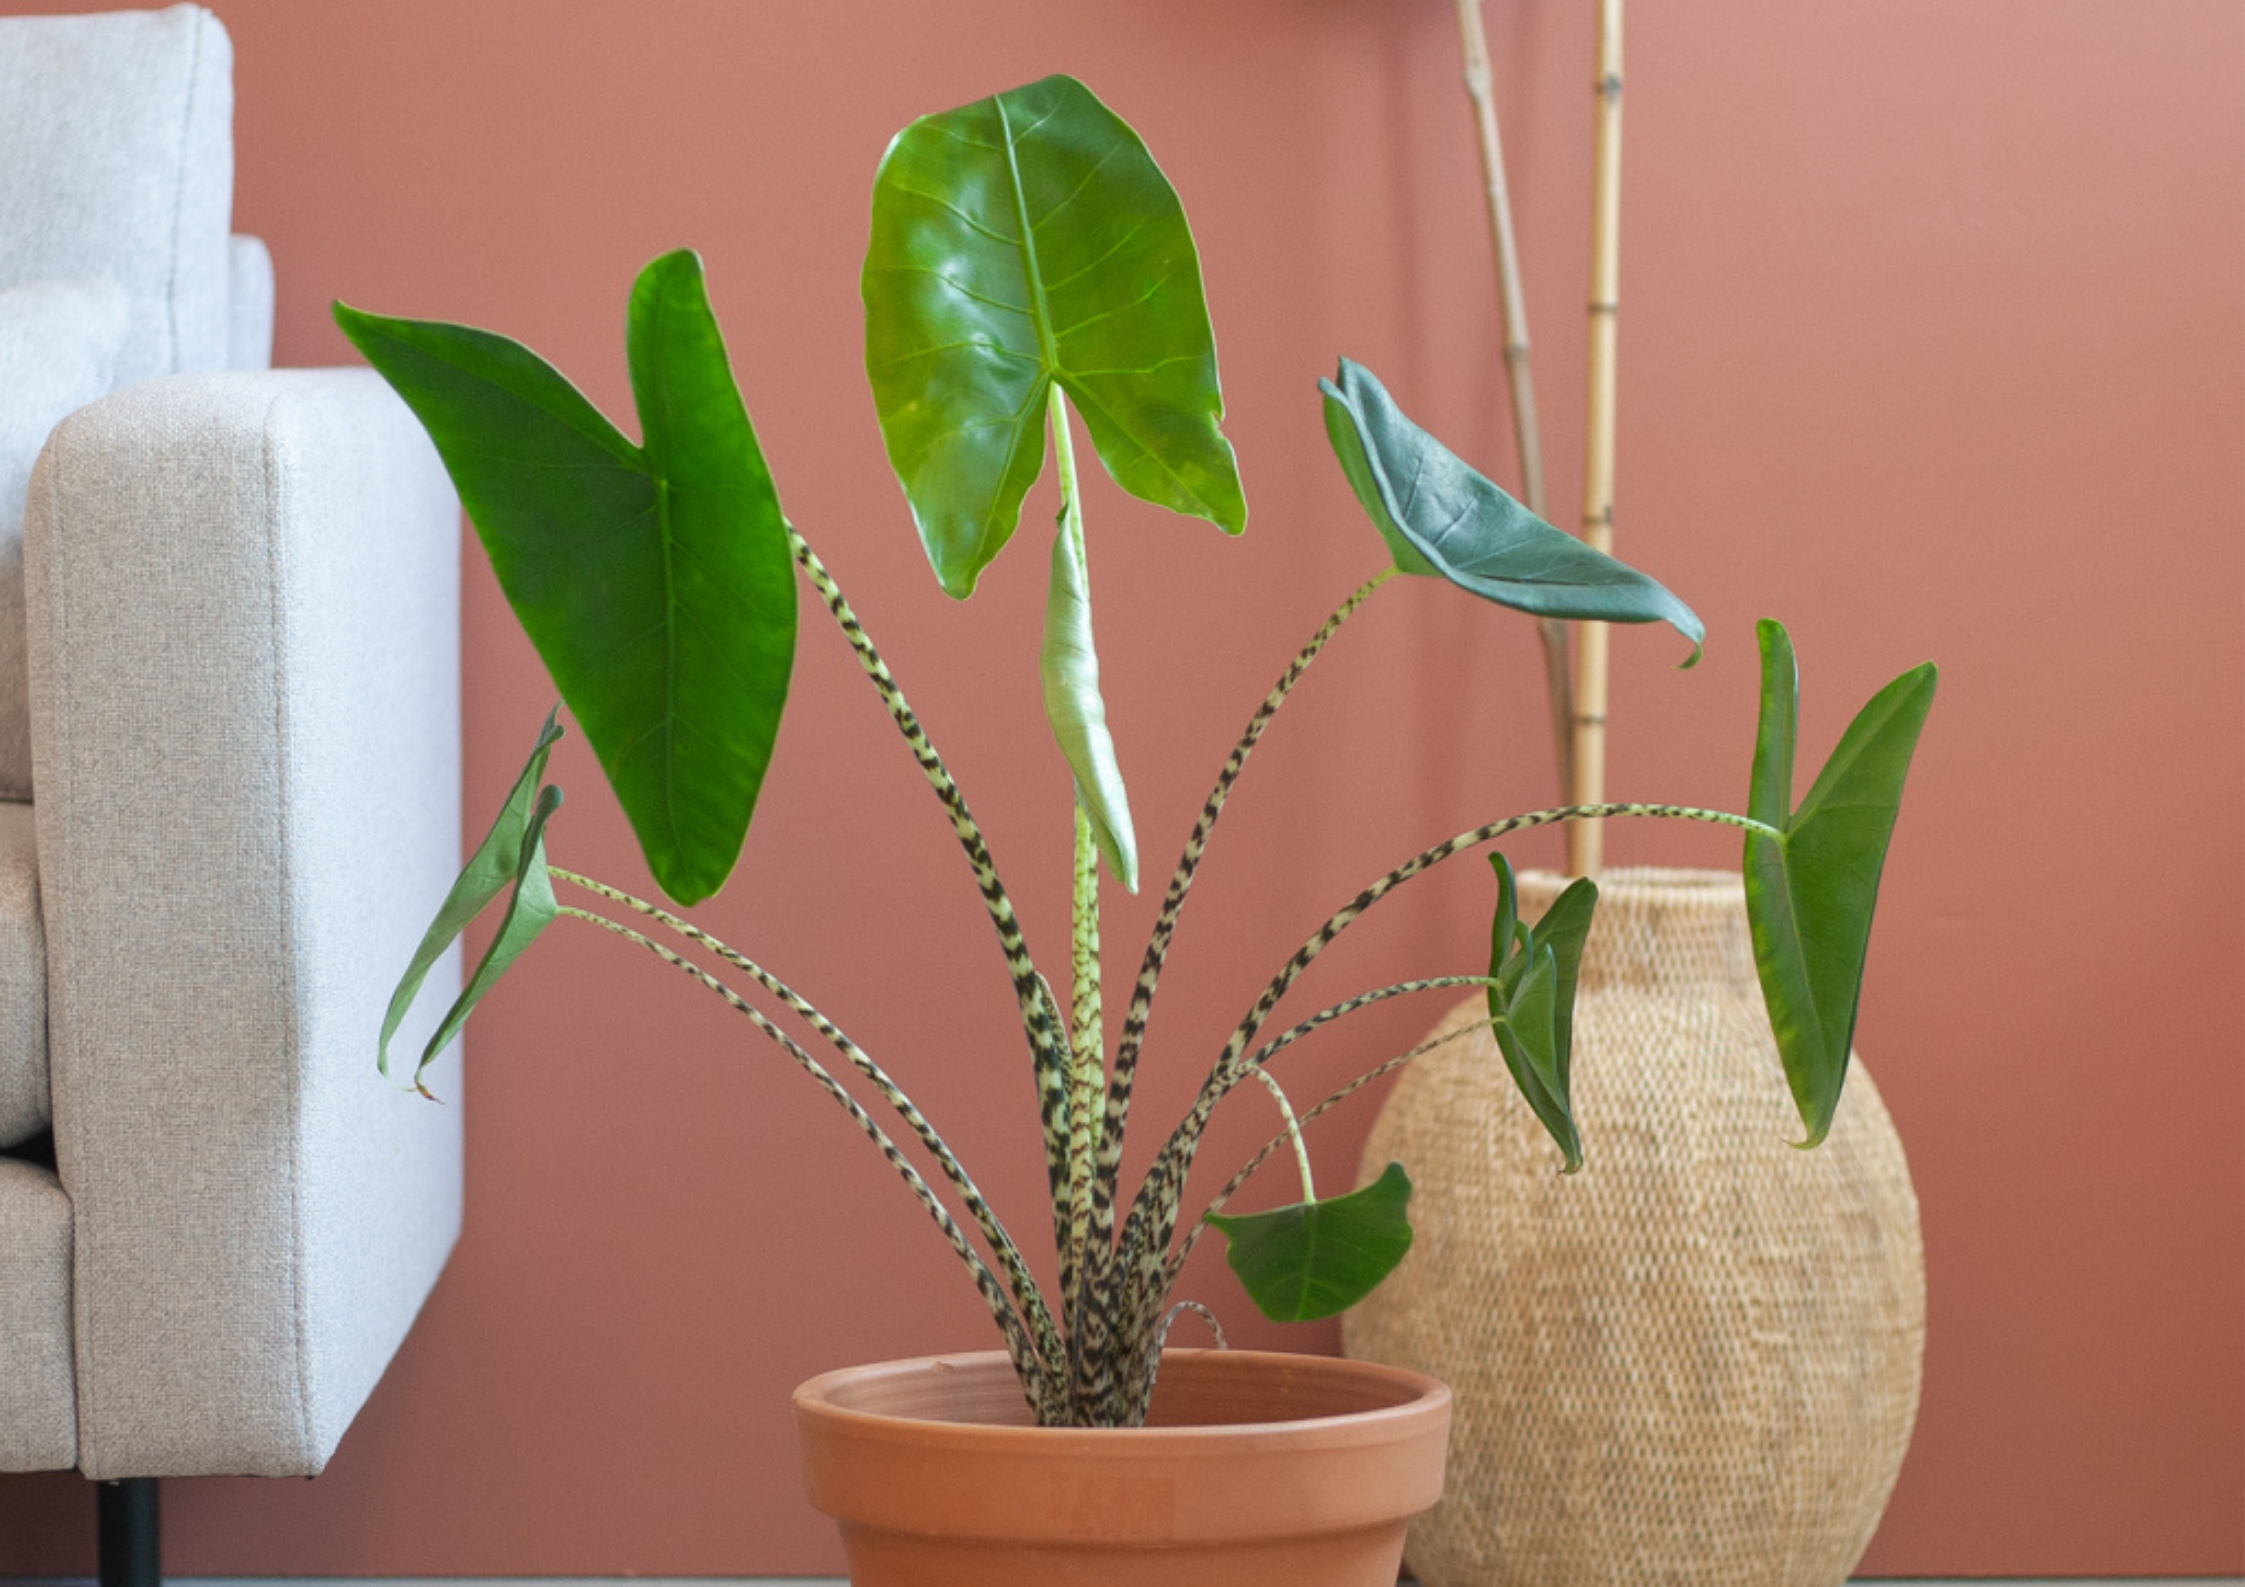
[0,5,235,387]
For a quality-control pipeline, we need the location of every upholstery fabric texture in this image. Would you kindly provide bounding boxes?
[25,367,463,1478]
[0,277,129,801]
[227,233,273,372]
[0,805,48,1146]
[0,5,233,386]
[0,1156,77,1471]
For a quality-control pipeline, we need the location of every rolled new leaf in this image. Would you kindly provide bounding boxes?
[1743,621,1937,1145]
[1208,1161,1415,1323]
[1041,505,1138,890]
[1321,358,1702,659]
[864,73,1246,599]
[378,706,563,1081]
[335,249,796,906]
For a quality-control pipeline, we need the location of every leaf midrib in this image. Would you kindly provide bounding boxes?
[996,94,1060,379]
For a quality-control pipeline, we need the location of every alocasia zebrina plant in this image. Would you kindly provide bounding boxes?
[343,73,1935,1427]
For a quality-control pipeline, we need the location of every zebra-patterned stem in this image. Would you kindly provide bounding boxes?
[555,906,1063,1418]
[1090,570,1393,1246]
[1249,1067,1316,1198]
[1156,1299,1228,1354]
[1171,1019,1485,1282]
[549,869,1065,1375]
[789,528,1076,1259]
[1117,802,1771,1311]
[1232,976,1493,1098]
[1085,976,1493,1422]
[1062,799,1104,1352]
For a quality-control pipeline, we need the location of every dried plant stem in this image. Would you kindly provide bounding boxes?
[1454,0,1572,798]
[1569,0,1626,877]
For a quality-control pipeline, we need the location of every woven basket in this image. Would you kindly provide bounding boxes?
[1342,868,1923,1587]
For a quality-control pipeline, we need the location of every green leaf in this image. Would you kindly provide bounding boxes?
[379,707,564,1081]
[1320,359,1702,660]
[334,248,796,906]
[1041,505,1138,890]
[1485,856,1593,1173]
[1534,876,1600,1084]
[863,73,1245,599]
[1743,621,1937,1145]
[414,781,564,1100]
[1208,1162,1414,1323]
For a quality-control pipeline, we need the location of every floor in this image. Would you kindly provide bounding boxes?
[8,1578,2241,1586]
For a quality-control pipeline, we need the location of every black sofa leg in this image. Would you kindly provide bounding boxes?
[96,1478,159,1587]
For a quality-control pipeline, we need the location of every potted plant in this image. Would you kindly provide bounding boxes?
[346,74,1935,1587]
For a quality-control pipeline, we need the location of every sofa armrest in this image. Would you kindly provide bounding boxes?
[23,368,463,1478]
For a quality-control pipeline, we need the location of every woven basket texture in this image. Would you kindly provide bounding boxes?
[1342,868,1924,1587]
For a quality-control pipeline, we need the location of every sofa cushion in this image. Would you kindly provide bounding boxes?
[0,1156,76,1470]
[228,234,273,372]
[0,805,45,1148]
[0,278,129,801]
[0,5,234,387]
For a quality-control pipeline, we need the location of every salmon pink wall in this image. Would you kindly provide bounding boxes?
[0,0,2238,1576]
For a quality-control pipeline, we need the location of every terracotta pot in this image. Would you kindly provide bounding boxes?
[794,1348,1451,1586]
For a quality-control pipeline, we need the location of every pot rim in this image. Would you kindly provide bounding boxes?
[793,1347,1449,1450]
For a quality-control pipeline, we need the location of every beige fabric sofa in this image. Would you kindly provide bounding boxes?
[0,5,464,1487]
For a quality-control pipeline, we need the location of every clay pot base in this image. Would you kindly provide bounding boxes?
[794,1349,1451,1587]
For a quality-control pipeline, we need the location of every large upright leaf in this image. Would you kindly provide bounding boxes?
[1208,1162,1415,1323]
[863,73,1246,599]
[1743,621,1937,1145]
[335,249,796,906]
[1322,359,1702,659]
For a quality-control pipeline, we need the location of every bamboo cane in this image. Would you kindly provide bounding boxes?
[1568,0,1624,878]
[1453,0,1572,801]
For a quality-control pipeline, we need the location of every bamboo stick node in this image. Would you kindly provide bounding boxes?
[1568,0,1625,880]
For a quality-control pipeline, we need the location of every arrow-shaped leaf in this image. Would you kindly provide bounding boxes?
[1322,359,1702,660]
[1743,621,1937,1145]
[413,780,564,1100]
[863,72,1245,598]
[378,707,563,1081]
[335,248,796,906]
[1208,1161,1415,1323]
[1486,855,1595,1173]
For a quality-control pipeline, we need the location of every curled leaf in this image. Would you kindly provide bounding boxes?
[1322,359,1701,660]
[1486,854,1596,1173]
[379,708,562,1081]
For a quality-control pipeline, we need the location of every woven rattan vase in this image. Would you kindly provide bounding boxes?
[1342,868,1923,1587]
